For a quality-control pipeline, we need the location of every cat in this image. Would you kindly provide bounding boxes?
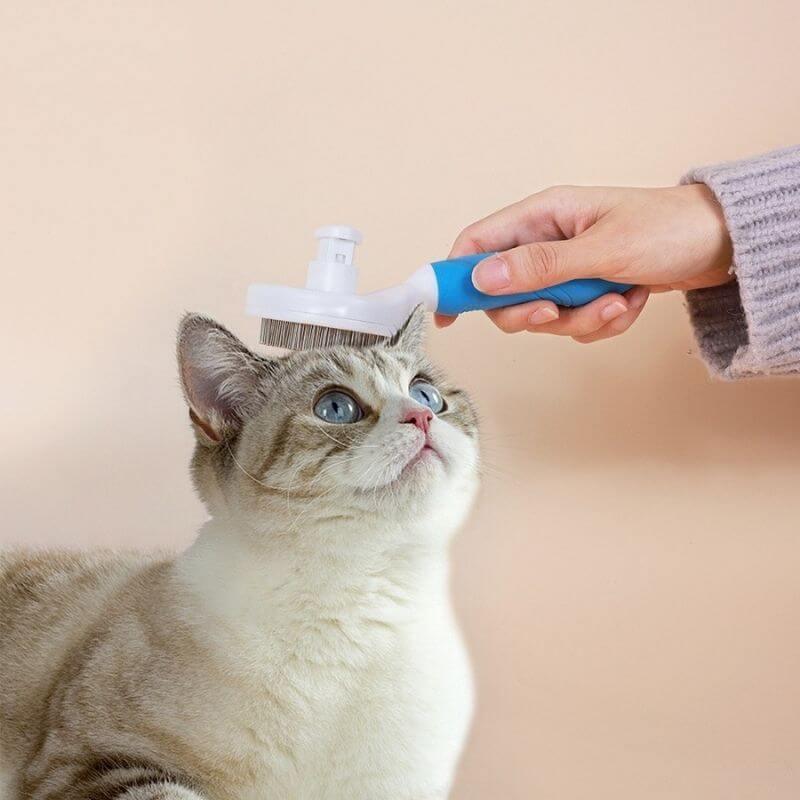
[0,307,480,800]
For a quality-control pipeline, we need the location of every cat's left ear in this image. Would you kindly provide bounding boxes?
[177,314,272,445]
[388,305,427,352]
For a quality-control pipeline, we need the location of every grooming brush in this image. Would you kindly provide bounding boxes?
[246,225,632,350]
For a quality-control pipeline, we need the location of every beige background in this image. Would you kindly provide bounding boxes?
[2,2,799,798]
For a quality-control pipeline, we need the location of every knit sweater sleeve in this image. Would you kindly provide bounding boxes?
[682,145,800,379]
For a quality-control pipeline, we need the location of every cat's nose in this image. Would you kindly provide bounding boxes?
[402,407,433,434]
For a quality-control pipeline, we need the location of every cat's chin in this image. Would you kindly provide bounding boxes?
[402,442,442,473]
[365,444,448,497]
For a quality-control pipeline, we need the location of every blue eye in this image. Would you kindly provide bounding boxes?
[314,390,363,424]
[409,381,445,414]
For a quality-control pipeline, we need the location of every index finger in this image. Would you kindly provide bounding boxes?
[448,188,571,258]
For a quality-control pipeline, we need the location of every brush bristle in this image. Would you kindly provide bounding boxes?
[259,318,388,350]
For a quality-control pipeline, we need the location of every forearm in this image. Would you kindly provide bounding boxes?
[682,145,800,378]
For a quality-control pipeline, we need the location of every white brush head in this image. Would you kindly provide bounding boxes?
[246,225,437,349]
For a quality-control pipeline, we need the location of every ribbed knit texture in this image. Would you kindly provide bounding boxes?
[682,145,800,379]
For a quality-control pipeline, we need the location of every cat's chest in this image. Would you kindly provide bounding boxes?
[208,598,414,741]
[206,604,471,799]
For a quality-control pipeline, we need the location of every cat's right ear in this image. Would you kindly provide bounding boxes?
[177,314,272,445]
[387,304,427,352]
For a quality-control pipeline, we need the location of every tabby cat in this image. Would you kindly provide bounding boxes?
[0,308,480,800]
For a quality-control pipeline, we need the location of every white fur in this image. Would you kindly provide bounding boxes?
[174,413,478,799]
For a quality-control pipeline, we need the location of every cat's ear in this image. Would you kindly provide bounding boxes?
[177,314,271,445]
[388,305,427,352]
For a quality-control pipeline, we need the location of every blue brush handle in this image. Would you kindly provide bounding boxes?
[431,254,632,316]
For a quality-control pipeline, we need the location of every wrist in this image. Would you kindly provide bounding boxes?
[682,182,734,280]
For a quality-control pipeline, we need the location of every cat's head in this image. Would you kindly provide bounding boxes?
[177,309,479,536]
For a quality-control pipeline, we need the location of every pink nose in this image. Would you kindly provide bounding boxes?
[402,407,433,434]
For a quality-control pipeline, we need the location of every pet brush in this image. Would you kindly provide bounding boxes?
[246,225,632,349]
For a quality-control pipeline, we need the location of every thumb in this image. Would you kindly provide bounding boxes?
[472,236,603,295]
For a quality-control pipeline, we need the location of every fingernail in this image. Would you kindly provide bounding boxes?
[472,256,511,292]
[600,300,628,322]
[529,307,559,325]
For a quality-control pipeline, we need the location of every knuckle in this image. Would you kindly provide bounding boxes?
[609,314,636,335]
[516,242,560,283]
[542,184,577,204]
[495,316,522,334]
[452,225,482,253]
[575,317,606,338]
[487,307,526,334]
[547,184,568,197]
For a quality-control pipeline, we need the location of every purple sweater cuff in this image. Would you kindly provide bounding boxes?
[682,145,800,379]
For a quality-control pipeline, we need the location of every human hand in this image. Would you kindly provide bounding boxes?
[439,184,733,343]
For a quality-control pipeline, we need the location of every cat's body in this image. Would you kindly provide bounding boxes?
[0,310,479,800]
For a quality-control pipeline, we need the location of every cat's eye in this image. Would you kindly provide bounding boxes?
[409,380,445,414]
[313,390,363,424]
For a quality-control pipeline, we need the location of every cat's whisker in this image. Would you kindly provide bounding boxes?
[310,422,381,449]
[476,457,518,479]
[225,441,300,493]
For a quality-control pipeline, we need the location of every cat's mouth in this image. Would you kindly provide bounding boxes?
[355,438,447,495]
[402,441,443,474]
